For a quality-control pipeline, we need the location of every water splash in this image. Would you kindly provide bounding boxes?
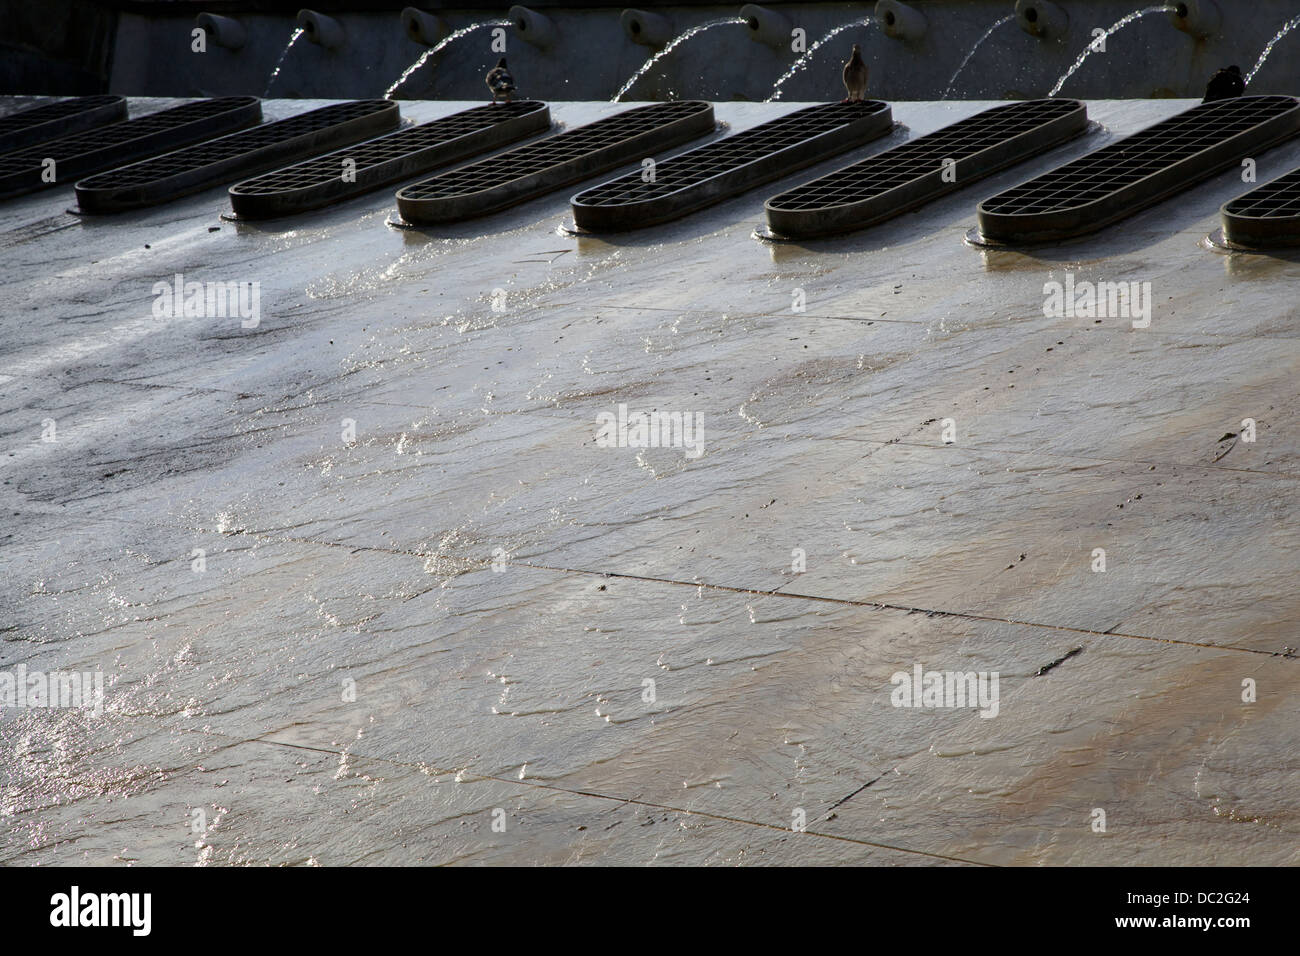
[1048,6,1171,97]
[766,19,873,103]
[612,18,746,103]
[384,20,510,99]
[263,28,304,97]
[942,15,1014,100]
[1246,14,1300,84]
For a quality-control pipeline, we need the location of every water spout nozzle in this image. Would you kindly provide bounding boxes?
[510,6,558,49]
[875,1,927,43]
[195,13,247,50]
[297,9,345,50]
[1015,0,1069,40]
[1169,0,1221,39]
[621,9,674,48]
[740,5,793,48]
[402,8,448,46]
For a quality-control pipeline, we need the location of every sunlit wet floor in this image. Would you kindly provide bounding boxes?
[1,98,1297,865]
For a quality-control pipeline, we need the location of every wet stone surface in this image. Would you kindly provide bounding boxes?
[1,98,1297,865]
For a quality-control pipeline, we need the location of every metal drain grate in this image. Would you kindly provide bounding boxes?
[0,97,261,201]
[229,100,550,220]
[571,101,894,232]
[764,99,1087,239]
[977,95,1300,243]
[75,100,400,214]
[395,101,715,225]
[1220,166,1300,247]
[0,95,127,154]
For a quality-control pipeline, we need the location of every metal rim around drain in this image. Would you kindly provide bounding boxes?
[764,99,1088,240]
[0,97,262,202]
[74,100,400,214]
[0,95,128,154]
[228,100,552,221]
[570,100,895,233]
[977,95,1300,244]
[1220,164,1300,247]
[395,101,716,226]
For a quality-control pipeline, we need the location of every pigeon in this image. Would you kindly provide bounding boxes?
[1203,65,1245,103]
[486,57,515,104]
[842,44,869,103]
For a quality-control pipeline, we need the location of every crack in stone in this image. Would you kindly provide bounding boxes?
[1034,645,1084,677]
[197,729,994,867]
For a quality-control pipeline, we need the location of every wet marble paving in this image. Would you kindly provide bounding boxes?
[1,97,1296,865]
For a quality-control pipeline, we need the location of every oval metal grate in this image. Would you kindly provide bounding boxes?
[976,95,1300,243]
[75,100,400,214]
[395,101,715,225]
[0,95,127,154]
[228,100,551,220]
[764,99,1088,240]
[0,97,261,201]
[570,101,894,232]
[1220,166,1300,247]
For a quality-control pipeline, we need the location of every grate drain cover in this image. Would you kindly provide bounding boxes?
[74,100,399,214]
[228,100,550,220]
[570,101,894,232]
[976,95,1300,243]
[0,95,128,154]
[395,101,715,225]
[764,99,1087,240]
[1220,165,1300,247]
[0,97,261,201]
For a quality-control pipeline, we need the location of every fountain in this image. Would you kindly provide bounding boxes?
[195,13,247,51]
[510,6,558,50]
[942,15,1014,100]
[876,1,928,42]
[1247,14,1300,84]
[1016,0,1070,40]
[402,7,447,47]
[263,27,304,97]
[1168,0,1221,39]
[1048,6,1171,97]
[622,9,675,48]
[742,4,793,49]
[298,10,345,51]
[384,20,511,100]
[765,18,873,103]
[612,17,747,102]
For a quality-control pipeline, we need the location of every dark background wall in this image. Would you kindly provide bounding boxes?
[4,1,1300,101]
[1,0,118,94]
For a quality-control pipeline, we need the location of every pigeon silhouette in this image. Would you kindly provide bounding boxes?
[1203,65,1245,103]
[842,44,869,103]
[486,57,516,104]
